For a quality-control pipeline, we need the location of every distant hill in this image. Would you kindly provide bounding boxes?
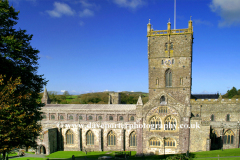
[39,91,149,104]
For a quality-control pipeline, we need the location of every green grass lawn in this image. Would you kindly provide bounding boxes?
[6,148,240,160]
[190,148,240,158]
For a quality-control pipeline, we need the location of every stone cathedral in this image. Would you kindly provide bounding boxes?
[37,19,240,155]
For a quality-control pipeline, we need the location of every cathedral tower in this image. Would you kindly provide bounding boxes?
[147,19,193,104]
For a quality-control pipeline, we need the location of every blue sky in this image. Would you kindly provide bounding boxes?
[9,0,240,95]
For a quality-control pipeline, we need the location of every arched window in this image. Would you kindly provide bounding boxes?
[98,116,102,121]
[164,116,176,130]
[108,131,116,146]
[172,59,174,64]
[160,96,165,104]
[79,116,82,120]
[196,114,199,117]
[69,115,73,120]
[149,138,161,147]
[109,116,113,121]
[170,42,173,50]
[66,130,74,144]
[165,138,176,147]
[86,130,94,145]
[150,116,161,130]
[165,69,172,87]
[119,116,123,121]
[226,114,230,121]
[129,132,137,147]
[130,116,134,121]
[42,115,46,119]
[224,130,234,144]
[162,60,164,64]
[211,114,214,121]
[51,115,55,120]
[89,116,93,120]
[60,115,64,120]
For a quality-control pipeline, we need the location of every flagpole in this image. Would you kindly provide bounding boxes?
[174,0,176,29]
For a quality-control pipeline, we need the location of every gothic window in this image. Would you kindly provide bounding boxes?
[66,129,74,144]
[86,130,94,145]
[108,131,116,146]
[69,115,73,120]
[165,138,176,147]
[165,69,172,87]
[224,130,234,144]
[226,114,230,121]
[129,132,137,147]
[196,114,199,117]
[211,114,214,121]
[42,115,46,119]
[60,115,64,120]
[79,116,83,120]
[109,116,113,121]
[149,138,161,147]
[98,116,102,121]
[156,78,159,85]
[130,116,134,121]
[170,42,173,50]
[89,116,93,120]
[165,43,168,51]
[164,116,176,130]
[119,116,123,121]
[51,115,55,120]
[150,116,161,130]
[159,107,167,113]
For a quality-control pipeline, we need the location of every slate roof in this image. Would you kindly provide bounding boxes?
[42,104,136,111]
[191,94,219,99]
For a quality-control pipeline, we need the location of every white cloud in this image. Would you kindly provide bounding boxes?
[46,2,75,18]
[78,0,94,7]
[79,9,94,17]
[210,0,240,27]
[113,0,145,9]
[61,90,66,92]
[194,19,213,26]
[39,54,52,59]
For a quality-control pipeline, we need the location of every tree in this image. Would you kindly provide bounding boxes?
[63,91,70,96]
[227,87,238,99]
[0,0,46,159]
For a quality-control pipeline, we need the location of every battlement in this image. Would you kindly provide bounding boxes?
[147,19,193,37]
[190,98,239,104]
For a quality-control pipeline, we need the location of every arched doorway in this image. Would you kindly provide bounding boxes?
[40,145,46,154]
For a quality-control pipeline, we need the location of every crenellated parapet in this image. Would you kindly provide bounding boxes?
[147,19,193,37]
[190,98,239,104]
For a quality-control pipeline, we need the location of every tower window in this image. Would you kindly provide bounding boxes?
[69,115,73,120]
[211,115,214,121]
[226,114,230,121]
[172,59,174,64]
[165,69,172,87]
[170,42,173,50]
[165,43,168,51]
[89,116,93,120]
[51,115,55,120]
[156,78,159,85]
[109,116,113,121]
[162,60,163,64]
